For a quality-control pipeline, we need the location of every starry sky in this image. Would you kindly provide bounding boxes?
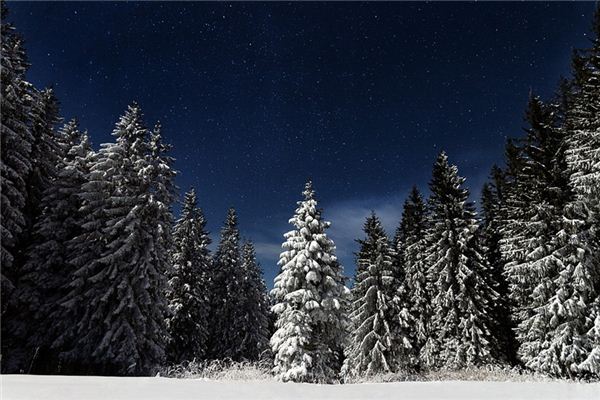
[7,1,597,285]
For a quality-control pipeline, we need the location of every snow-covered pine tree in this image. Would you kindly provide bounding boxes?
[566,10,600,377]
[271,181,350,383]
[480,167,518,364]
[499,94,573,371]
[166,188,212,365]
[520,10,600,378]
[343,213,410,378]
[12,121,93,373]
[0,1,34,317]
[237,241,271,361]
[207,208,245,360]
[522,201,600,378]
[566,8,600,202]
[25,87,61,226]
[51,104,175,375]
[395,186,429,359]
[420,152,497,370]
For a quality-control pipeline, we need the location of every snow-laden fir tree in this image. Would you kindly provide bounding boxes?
[207,208,245,360]
[499,95,573,371]
[565,10,600,377]
[24,87,61,225]
[480,167,518,364]
[519,10,600,378]
[2,87,63,373]
[343,213,411,379]
[271,181,350,383]
[420,152,498,369]
[10,121,93,373]
[237,241,272,361]
[395,186,429,358]
[566,8,600,202]
[51,104,175,375]
[520,201,600,378]
[0,1,34,316]
[166,188,212,364]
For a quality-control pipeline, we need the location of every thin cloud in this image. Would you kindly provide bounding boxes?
[253,241,283,260]
[323,191,410,276]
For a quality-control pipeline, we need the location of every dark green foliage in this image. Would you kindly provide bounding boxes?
[166,189,212,364]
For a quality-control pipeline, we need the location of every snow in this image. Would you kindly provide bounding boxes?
[2,375,599,400]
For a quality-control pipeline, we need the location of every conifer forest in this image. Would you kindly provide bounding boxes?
[1,1,599,393]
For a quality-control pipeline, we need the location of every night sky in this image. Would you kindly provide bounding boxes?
[7,1,597,285]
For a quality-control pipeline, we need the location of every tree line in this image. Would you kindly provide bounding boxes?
[1,2,599,381]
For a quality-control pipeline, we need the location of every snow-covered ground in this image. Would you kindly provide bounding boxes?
[1,375,598,400]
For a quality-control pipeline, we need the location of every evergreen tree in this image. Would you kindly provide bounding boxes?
[237,241,271,361]
[566,8,600,202]
[166,188,212,364]
[25,87,61,226]
[343,213,410,378]
[270,181,350,382]
[522,202,600,378]
[396,186,430,358]
[0,1,33,316]
[51,104,174,375]
[521,9,600,378]
[420,152,497,369]
[566,9,600,377]
[500,94,573,371]
[480,167,518,364]
[13,121,92,372]
[207,208,245,360]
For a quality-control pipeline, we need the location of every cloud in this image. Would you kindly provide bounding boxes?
[323,190,410,275]
[253,241,283,259]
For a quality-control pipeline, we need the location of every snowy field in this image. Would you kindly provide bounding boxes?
[2,375,599,400]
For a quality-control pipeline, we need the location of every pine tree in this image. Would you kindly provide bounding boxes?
[237,241,271,361]
[500,94,574,371]
[420,152,497,369]
[51,104,174,375]
[12,121,92,372]
[25,87,61,226]
[566,8,600,377]
[207,208,245,360]
[270,181,350,382]
[0,1,34,315]
[343,213,410,378]
[395,186,429,358]
[166,188,212,364]
[480,167,518,364]
[566,8,600,201]
[521,9,600,378]
[521,202,600,378]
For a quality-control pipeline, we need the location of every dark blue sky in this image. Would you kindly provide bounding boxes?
[7,1,596,285]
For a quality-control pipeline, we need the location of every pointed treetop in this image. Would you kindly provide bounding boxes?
[34,86,61,126]
[59,119,81,143]
[364,211,385,235]
[242,240,257,257]
[437,150,448,162]
[181,188,198,218]
[150,121,173,156]
[112,102,146,144]
[429,151,469,204]
[408,185,423,204]
[431,150,456,180]
[303,179,315,200]
[396,185,426,246]
[225,207,238,227]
